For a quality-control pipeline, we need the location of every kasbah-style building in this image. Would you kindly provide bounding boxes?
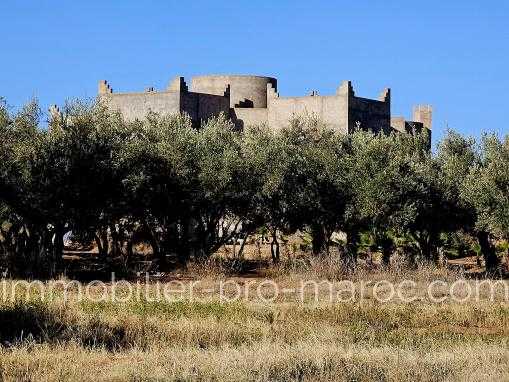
[53,74,432,137]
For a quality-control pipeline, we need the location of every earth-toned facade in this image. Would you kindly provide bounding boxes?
[60,74,433,135]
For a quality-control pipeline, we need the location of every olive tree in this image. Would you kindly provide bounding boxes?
[462,134,509,272]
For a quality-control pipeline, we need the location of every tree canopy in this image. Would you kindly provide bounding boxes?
[1,98,508,277]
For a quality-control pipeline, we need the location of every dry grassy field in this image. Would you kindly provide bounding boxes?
[0,259,508,382]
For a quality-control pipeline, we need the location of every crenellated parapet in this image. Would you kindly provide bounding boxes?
[48,104,61,119]
[391,104,432,141]
[167,76,188,92]
[91,73,430,141]
[191,75,276,109]
[336,80,354,97]
[379,88,391,103]
[267,82,279,101]
[98,80,113,94]
[413,104,432,130]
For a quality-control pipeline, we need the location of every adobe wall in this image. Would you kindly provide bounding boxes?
[266,81,354,133]
[98,78,229,125]
[181,92,230,125]
[191,75,276,108]
[391,117,425,134]
[391,116,406,133]
[95,76,428,140]
[100,90,181,121]
[413,105,432,130]
[231,108,268,129]
[267,95,348,133]
[347,87,391,134]
[392,104,432,137]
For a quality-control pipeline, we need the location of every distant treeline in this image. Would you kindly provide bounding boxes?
[0,98,508,277]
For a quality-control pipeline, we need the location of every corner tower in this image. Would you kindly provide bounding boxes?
[413,105,433,131]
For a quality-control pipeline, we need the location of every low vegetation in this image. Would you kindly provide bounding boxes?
[0,268,508,381]
[1,97,509,278]
[1,97,509,381]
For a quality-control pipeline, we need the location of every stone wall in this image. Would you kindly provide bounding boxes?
[98,78,229,125]
[267,94,348,133]
[348,96,391,134]
[191,75,276,108]
[392,104,432,139]
[347,85,391,134]
[231,108,268,129]
[181,92,230,126]
[94,76,430,141]
[100,90,181,121]
[266,80,391,135]
[413,105,433,130]
[391,116,406,133]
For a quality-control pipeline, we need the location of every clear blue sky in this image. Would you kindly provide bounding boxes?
[1,0,508,145]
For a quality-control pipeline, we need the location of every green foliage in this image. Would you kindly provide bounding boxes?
[462,134,509,237]
[1,97,508,275]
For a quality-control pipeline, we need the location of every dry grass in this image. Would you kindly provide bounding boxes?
[0,264,508,381]
[1,342,508,382]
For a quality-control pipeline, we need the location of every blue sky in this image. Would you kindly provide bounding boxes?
[1,0,508,145]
